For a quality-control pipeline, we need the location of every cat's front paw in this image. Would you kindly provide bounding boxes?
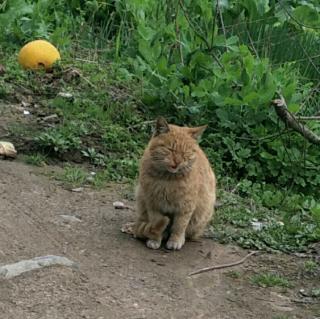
[146,239,161,250]
[166,237,185,250]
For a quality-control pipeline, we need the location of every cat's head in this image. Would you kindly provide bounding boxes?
[148,117,207,175]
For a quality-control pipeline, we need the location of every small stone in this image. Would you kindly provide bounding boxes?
[71,187,84,192]
[113,201,128,209]
[58,92,73,99]
[60,215,82,223]
[86,176,95,182]
[251,221,264,231]
[21,101,31,108]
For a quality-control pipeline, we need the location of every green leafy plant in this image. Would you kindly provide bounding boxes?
[23,153,47,166]
[303,260,319,274]
[82,147,107,167]
[213,189,320,252]
[251,273,292,288]
[55,165,87,187]
[35,130,82,154]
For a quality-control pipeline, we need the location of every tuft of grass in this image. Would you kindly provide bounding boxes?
[251,273,292,288]
[310,288,320,298]
[23,153,47,167]
[225,271,241,279]
[303,260,319,274]
[55,165,88,187]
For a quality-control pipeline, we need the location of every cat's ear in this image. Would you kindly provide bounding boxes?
[154,117,170,136]
[187,125,207,140]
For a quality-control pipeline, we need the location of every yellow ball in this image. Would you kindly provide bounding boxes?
[18,40,61,70]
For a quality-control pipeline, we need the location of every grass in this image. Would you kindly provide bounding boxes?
[55,165,88,188]
[53,165,129,189]
[212,188,320,253]
[225,271,241,279]
[303,260,319,274]
[310,288,320,298]
[23,153,47,166]
[251,273,292,288]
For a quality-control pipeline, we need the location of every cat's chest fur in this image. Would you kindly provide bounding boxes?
[141,175,197,214]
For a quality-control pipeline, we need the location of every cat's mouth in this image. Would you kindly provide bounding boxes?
[166,161,194,174]
[167,167,180,174]
[167,164,187,174]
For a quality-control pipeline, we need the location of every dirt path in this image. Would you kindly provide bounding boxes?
[0,161,319,319]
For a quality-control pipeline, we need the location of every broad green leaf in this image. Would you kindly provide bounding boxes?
[212,35,227,47]
[226,36,239,46]
[283,83,297,102]
[224,97,244,106]
[157,56,168,76]
[191,85,207,98]
[240,0,269,19]
[0,0,33,31]
[243,92,260,106]
[288,103,299,113]
[137,24,156,41]
[292,5,320,29]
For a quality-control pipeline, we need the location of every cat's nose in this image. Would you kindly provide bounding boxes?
[171,163,178,169]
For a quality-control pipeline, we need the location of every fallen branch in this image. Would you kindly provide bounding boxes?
[272,95,320,145]
[188,251,258,276]
[297,116,320,121]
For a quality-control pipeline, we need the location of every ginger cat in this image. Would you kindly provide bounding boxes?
[133,117,216,250]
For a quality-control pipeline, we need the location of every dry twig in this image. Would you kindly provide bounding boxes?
[297,116,320,121]
[188,251,258,276]
[272,95,320,145]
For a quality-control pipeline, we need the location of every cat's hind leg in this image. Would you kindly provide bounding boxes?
[132,197,149,239]
[186,205,214,240]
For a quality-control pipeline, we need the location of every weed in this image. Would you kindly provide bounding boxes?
[88,171,109,189]
[310,288,320,298]
[7,123,36,138]
[226,271,241,279]
[82,148,107,167]
[212,188,320,252]
[35,130,81,154]
[55,165,87,187]
[251,273,292,288]
[303,260,319,273]
[102,158,139,182]
[23,153,47,166]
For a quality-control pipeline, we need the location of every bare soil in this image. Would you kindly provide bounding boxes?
[0,160,319,319]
